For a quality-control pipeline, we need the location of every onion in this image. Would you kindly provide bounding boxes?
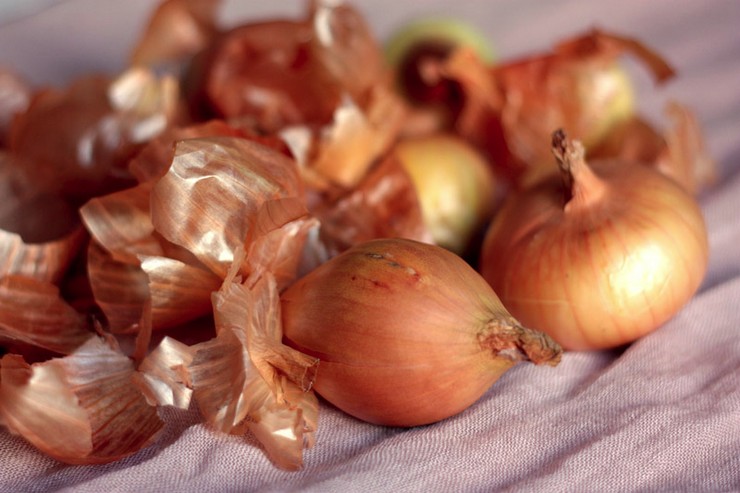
[385,16,494,106]
[479,130,709,350]
[393,132,498,255]
[281,238,561,427]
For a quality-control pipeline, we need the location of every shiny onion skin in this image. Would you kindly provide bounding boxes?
[281,238,561,427]
[480,131,709,351]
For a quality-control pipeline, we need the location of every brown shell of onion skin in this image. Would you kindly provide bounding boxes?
[281,238,561,427]
[183,20,339,130]
[479,146,709,351]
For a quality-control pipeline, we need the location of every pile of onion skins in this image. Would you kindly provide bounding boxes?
[0,0,713,470]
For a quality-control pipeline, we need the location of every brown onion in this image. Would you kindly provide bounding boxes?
[479,130,709,350]
[281,238,561,427]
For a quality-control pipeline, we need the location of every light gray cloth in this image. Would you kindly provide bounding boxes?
[1,1,739,491]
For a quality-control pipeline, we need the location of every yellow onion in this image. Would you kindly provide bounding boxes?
[384,16,494,107]
[281,238,561,427]
[393,132,498,255]
[480,130,709,350]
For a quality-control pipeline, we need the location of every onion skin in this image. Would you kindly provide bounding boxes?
[281,238,561,427]
[479,132,709,351]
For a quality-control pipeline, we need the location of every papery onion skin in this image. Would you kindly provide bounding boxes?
[479,131,709,351]
[281,238,561,427]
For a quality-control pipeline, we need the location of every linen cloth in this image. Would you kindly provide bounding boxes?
[1,1,739,491]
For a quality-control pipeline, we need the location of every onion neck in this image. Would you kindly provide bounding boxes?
[551,129,607,211]
[479,318,562,366]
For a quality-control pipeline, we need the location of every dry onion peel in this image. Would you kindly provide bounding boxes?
[242,198,324,291]
[82,184,220,334]
[659,101,717,194]
[129,0,221,68]
[1,153,86,283]
[0,69,31,146]
[480,130,709,350]
[308,88,408,189]
[128,120,246,183]
[134,336,195,409]
[8,68,179,202]
[139,255,222,330]
[188,269,318,470]
[0,227,86,285]
[81,183,159,264]
[312,154,433,254]
[0,276,92,355]
[439,29,676,183]
[308,0,387,105]
[589,101,717,195]
[150,136,304,279]
[281,238,561,427]
[0,336,164,464]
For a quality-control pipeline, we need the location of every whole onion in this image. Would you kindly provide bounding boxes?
[480,130,709,350]
[393,133,498,255]
[281,238,561,427]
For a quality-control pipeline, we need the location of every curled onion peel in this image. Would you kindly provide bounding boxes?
[0,276,91,355]
[480,131,709,351]
[188,269,319,470]
[589,102,717,195]
[312,153,433,255]
[0,337,164,464]
[281,238,561,427]
[435,29,675,184]
[151,136,304,279]
[129,0,220,67]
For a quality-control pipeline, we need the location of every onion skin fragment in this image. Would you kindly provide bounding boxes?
[480,131,709,351]
[150,136,303,279]
[0,337,164,464]
[312,153,433,255]
[129,0,221,68]
[0,275,92,355]
[281,238,561,427]
[188,272,319,471]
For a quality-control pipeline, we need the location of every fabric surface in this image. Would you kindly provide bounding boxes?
[1,0,739,491]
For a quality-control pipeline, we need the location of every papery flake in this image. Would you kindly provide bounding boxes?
[150,137,304,278]
[188,272,318,470]
[134,336,195,408]
[310,88,407,189]
[0,275,92,355]
[314,153,433,253]
[243,198,323,291]
[0,69,31,147]
[0,336,164,464]
[128,120,245,183]
[7,68,179,202]
[139,254,222,329]
[441,28,676,182]
[129,0,221,67]
[1,152,86,283]
[659,101,717,194]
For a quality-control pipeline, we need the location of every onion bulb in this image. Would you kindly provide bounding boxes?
[480,130,709,351]
[393,133,498,255]
[281,238,561,427]
[385,16,494,105]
